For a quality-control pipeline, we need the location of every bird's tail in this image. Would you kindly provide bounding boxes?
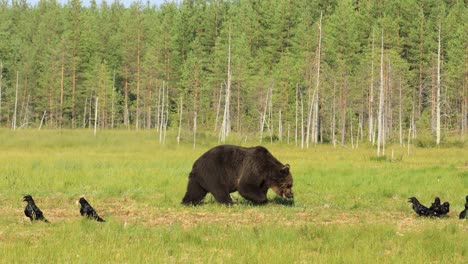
[97,217,105,222]
[43,219,50,223]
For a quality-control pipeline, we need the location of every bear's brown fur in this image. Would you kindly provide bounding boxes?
[182,145,294,205]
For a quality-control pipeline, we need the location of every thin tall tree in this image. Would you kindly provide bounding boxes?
[312,11,323,145]
[369,29,375,143]
[220,28,232,143]
[0,62,2,126]
[436,24,442,145]
[13,71,19,131]
[377,29,385,156]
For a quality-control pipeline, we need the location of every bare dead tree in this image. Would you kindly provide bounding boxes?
[0,61,2,126]
[94,97,98,137]
[377,29,385,156]
[436,24,442,145]
[39,111,46,130]
[177,96,183,145]
[313,11,323,146]
[220,29,232,143]
[111,70,116,129]
[295,83,298,146]
[13,71,19,131]
[369,29,375,143]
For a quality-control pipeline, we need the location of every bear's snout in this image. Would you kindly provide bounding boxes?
[282,190,294,199]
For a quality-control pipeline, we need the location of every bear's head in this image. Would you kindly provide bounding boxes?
[268,164,294,199]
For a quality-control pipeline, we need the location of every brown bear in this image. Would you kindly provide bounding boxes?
[181,145,294,205]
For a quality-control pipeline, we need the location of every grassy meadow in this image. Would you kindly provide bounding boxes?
[0,129,467,263]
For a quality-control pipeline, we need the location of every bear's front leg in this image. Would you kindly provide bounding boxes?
[238,184,268,205]
[211,190,234,205]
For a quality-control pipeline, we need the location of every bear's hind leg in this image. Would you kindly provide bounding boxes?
[182,178,208,206]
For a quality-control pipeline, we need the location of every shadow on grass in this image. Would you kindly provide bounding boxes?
[186,196,295,207]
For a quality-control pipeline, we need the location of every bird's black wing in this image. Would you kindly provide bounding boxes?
[460,210,466,219]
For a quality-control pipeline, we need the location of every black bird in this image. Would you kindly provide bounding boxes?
[23,195,49,223]
[435,201,450,216]
[429,197,441,211]
[459,195,467,219]
[408,197,435,217]
[79,197,105,222]
[429,197,450,217]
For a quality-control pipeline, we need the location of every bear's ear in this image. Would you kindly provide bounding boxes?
[280,164,290,176]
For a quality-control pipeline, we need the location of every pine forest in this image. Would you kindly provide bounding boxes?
[0,0,466,148]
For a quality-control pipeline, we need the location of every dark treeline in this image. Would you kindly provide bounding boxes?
[0,0,466,145]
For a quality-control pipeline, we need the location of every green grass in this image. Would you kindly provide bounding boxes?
[0,129,467,263]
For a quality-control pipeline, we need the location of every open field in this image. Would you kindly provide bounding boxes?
[0,129,467,263]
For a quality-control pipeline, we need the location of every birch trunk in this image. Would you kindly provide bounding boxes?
[60,60,64,128]
[13,71,19,131]
[332,81,336,147]
[295,84,298,146]
[399,78,403,145]
[159,83,165,144]
[94,97,98,137]
[369,29,375,143]
[300,88,304,149]
[0,62,2,126]
[462,74,466,140]
[124,67,129,129]
[313,11,323,145]
[220,29,232,143]
[377,29,385,156]
[135,29,141,131]
[177,97,183,145]
[39,111,46,130]
[436,25,441,145]
[259,88,269,144]
[111,70,115,129]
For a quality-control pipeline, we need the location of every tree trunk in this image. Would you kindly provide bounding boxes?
[220,29,232,143]
[278,110,282,142]
[295,84,298,146]
[136,29,141,131]
[94,97,98,137]
[313,11,323,146]
[177,97,183,145]
[300,88,304,149]
[193,64,199,149]
[124,67,129,129]
[399,78,403,145]
[418,17,424,118]
[377,29,385,156]
[159,83,165,144]
[369,29,375,143]
[436,25,441,145]
[39,111,46,130]
[259,88,269,144]
[60,60,64,129]
[111,70,115,129]
[332,82,336,147]
[83,96,87,128]
[0,62,2,126]
[13,71,19,131]
[340,79,347,145]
